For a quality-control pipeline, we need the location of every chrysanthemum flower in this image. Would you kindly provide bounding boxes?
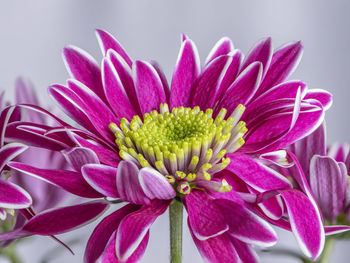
[1,30,332,262]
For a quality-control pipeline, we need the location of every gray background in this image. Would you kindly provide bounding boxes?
[1,0,349,262]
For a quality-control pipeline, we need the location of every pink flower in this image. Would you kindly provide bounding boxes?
[1,30,332,262]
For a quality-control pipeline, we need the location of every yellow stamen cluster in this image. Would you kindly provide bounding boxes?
[110,103,248,195]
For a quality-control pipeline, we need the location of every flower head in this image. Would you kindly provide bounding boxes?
[1,30,332,262]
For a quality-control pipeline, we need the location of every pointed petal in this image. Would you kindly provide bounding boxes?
[226,154,291,191]
[248,80,307,109]
[62,45,105,101]
[102,56,138,120]
[116,200,170,262]
[62,147,99,171]
[189,222,240,263]
[116,161,150,205]
[242,37,272,77]
[48,84,100,134]
[133,61,167,114]
[214,199,277,247]
[82,164,119,198]
[325,225,350,236]
[8,162,103,198]
[0,180,32,209]
[191,53,242,110]
[216,62,262,115]
[23,201,109,235]
[107,50,141,114]
[257,41,304,96]
[170,39,200,108]
[84,204,140,263]
[150,60,170,102]
[279,189,324,260]
[185,190,228,240]
[5,122,69,151]
[95,29,133,66]
[205,37,234,65]
[138,167,176,200]
[66,80,116,142]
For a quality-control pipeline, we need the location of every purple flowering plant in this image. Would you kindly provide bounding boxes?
[0,29,346,263]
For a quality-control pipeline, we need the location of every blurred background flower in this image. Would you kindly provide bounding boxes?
[1,0,350,262]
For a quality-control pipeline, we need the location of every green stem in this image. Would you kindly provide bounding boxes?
[169,198,183,263]
[0,245,22,263]
[318,237,335,263]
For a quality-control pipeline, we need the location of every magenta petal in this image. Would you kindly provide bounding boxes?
[0,180,32,209]
[23,200,109,235]
[139,167,176,200]
[5,122,68,151]
[230,238,259,263]
[248,80,307,109]
[48,84,99,134]
[279,189,324,260]
[0,106,17,147]
[309,155,347,222]
[216,62,262,116]
[150,60,170,102]
[95,29,133,67]
[241,37,272,77]
[85,204,140,263]
[259,194,284,220]
[170,39,200,108]
[205,37,234,65]
[66,80,117,142]
[257,41,304,96]
[107,50,141,115]
[263,103,324,152]
[82,164,119,198]
[62,147,99,171]
[116,200,170,262]
[0,143,28,171]
[325,225,350,235]
[71,133,120,167]
[133,61,167,114]
[102,231,149,263]
[116,161,150,205]
[185,190,228,240]
[63,46,105,101]
[226,154,291,191]
[15,78,45,124]
[191,53,241,110]
[189,223,240,263]
[304,89,333,110]
[102,56,138,120]
[214,199,277,247]
[8,162,103,198]
[289,122,326,180]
